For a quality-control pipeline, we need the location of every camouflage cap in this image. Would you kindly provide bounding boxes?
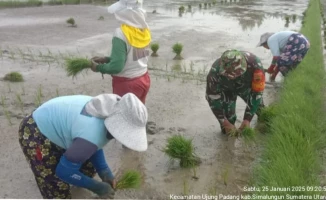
[219,50,247,79]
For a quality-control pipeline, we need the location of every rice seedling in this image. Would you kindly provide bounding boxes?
[65,57,91,77]
[150,43,159,57]
[240,127,256,143]
[192,167,199,180]
[34,86,43,107]
[285,16,290,23]
[16,93,24,114]
[208,2,212,6]
[204,2,207,8]
[222,167,229,186]
[38,85,43,97]
[292,14,297,23]
[1,96,5,109]
[4,109,12,126]
[188,4,191,10]
[199,3,202,9]
[7,83,11,93]
[212,0,217,5]
[163,135,201,168]
[21,85,25,95]
[172,43,184,60]
[9,51,15,61]
[183,180,188,195]
[257,104,277,125]
[4,72,24,82]
[178,5,185,13]
[66,18,77,27]
[115,170,142,190]
[98,16,104,20]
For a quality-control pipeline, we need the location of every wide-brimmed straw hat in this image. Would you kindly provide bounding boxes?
[107,0,144,14]
[219,49,247,79]
[85,93,148,152]
[257,32,274,47]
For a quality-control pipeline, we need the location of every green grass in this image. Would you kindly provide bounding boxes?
[116,170,142,190]
[0,0,42,8]
[163,135,201,168]
[252,0,326,195]
[3,71,24,82]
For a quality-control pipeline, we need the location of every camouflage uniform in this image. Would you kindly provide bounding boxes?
[206,50,265,133]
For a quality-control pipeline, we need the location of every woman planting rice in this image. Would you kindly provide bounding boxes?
[18,93,148,199]
[206,49,265,134]
[257,31,310,81]
[90,0,151,104]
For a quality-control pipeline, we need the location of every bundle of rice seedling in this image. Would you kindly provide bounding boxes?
[116,170,142,190]
[65,57,91,77]
[3,71,24,82]
[163,135,201,168]
[240,127,256,143]
[258,104,277,125]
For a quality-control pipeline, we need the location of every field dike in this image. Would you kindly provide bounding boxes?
[250,0,326,198]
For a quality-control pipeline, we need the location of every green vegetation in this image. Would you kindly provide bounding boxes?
[163,135,201,168]
[150,43,160,57]
[65,57,91,77]
[66,17,77,27]
[0,0,42,8]
[3,72,24,82]
[172,43,184,60]
[116,170,142,190]
[252,0,326,195]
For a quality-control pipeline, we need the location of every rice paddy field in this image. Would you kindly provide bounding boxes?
[1,0,325,199]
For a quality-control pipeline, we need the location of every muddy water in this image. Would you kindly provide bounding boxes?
[0,0,308,199]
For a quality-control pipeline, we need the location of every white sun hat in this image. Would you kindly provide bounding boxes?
[107,0,144,14]
[85,93,148,152]
[257,32,275,47]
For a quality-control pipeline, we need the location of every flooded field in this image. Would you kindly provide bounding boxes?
[0,0,308,199]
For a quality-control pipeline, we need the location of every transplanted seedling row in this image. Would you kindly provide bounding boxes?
[150,42,184,60]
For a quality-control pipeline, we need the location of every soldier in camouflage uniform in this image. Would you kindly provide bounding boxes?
[206,49,265,134]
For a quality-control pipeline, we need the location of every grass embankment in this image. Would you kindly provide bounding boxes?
[252,0,326,196]
[0,0,111,8]
[0,0,42,8]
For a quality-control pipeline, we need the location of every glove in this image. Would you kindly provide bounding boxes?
[98,168,116,189]
[91,56,109,64]
[89,181,115,199]
[223,119,236,134]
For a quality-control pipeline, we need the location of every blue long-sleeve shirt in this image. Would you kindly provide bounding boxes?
[32,95,114,190]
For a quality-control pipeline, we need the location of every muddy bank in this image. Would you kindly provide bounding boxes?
[0,0,307,199]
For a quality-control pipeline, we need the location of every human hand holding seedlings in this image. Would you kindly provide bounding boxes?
[98,169,117,189]
[91,56,109,64]
[239,120,250,131]
[91,59,99,72]
[223,119,236,134]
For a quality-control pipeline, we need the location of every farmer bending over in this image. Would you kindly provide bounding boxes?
[257,31,310,81]
[90,0,151,104]
[206,49,265,134]
[18,93,148,199]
